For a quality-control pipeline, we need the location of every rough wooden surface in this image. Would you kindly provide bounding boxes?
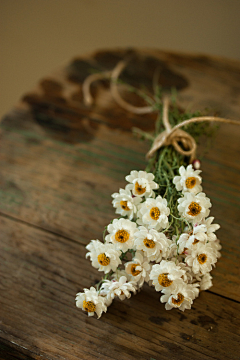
[0,49,240,360]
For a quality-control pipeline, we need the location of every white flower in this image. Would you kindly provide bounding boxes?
[177,261,195,283]
[125,170,158,198]
[125,251,151,287]
[209,239,221,258]
[167,243,178,259]
[160,280,199,311]
[201,217,220,241]
[76,287,107,318]
[150,260,186,291]
[105,218,138,252]
[185,243,217,274]
[86,240,122,274]
[167,236,178,259]
[137,195,170,230]
[200,273,213,290]
[134,226,172,262]
[177,192,211,223]
[100,276,137,304]
[178,224,208,254]
[85,239,102,253]
[111,269,130,281]
[186,224,207,247]
[177,233,191,255]
[112,188,141,220]
[173,164,202,194]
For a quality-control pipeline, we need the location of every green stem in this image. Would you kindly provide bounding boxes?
[96,272,113,292]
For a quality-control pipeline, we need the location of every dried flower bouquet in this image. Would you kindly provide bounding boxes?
[75,92,224,318]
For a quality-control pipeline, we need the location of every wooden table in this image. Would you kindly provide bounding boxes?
[0,49,240,360]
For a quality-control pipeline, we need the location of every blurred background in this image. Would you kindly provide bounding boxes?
[1,0,240,119]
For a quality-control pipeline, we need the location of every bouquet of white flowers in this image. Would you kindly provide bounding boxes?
[75,63,239,318]
[76,163,220,318]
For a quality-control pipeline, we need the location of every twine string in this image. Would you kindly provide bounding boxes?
[83,70,112,106]
[146,95,240,161]
[110,60,153,114]
[82,60,240,162]
[83,59,153,114]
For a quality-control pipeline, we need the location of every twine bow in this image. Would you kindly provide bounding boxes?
[83,59,240,162]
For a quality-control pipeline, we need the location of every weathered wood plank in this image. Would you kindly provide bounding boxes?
[0,113,240,302]
[0,338,42,360]
[1,49,240,359]
[0,216,240,360]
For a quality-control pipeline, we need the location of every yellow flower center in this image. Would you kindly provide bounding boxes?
[158,273,173,287]
[150,207,160,220]
[192,238,199,245]
[185,177,197,189]
[197,253,208,264]
[97,253,110,266]
[172,293,185,305]
[131,264,141,276]
[134,182,146,195]
[120,200,130,211]
[115,229,130,243]
[83,300,96,313]
[188,202,201,216]
[180,247,188,255]
[143,238,156,248]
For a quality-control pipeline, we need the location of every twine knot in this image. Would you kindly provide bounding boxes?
[146,95,197,161]
[147,128,197,161]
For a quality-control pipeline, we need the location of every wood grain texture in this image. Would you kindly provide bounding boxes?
[1,216,240,360]
[0,49,240,359]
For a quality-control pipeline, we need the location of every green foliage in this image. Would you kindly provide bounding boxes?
[145,145,189,239]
